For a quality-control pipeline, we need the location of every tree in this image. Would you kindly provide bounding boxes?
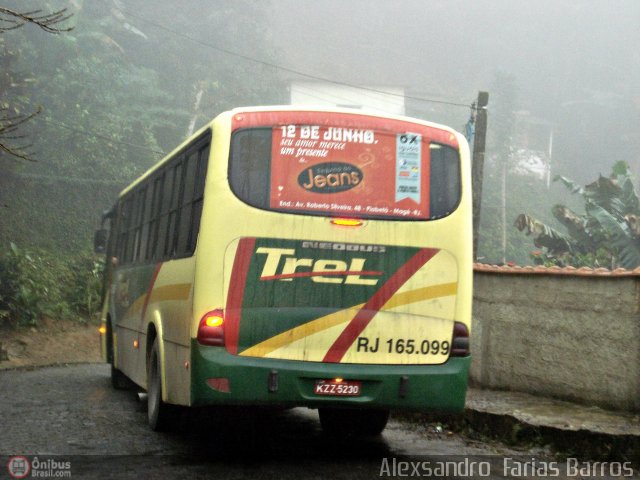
[0,7,72,33]
[0,1,286,252]
[515,161,640,269]
[0,6,73,161]
[0,106,40,161]
[476,71,533,265]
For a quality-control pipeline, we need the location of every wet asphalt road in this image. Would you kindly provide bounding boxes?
[0,364,617,479]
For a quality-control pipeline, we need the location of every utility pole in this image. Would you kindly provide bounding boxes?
[472,91,489,261]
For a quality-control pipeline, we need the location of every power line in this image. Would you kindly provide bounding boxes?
[121,9,473,110]
[12,172,127,185]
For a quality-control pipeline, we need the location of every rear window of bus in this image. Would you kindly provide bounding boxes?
[229,124,461,221]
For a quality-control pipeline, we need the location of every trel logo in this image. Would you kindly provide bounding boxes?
[256,247,381,285]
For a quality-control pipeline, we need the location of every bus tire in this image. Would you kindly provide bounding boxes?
[147,338,177,431]
[319,408,389,437]
[111,364,131,390]
[107,323,131,390]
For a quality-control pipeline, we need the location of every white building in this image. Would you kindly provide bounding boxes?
[289,81,405,116]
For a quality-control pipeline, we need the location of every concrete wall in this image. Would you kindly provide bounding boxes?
[471,271,640,412]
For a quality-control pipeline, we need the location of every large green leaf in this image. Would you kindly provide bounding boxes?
[587,202,640,269]
[556,164,640,218]
[514,214,575,255]
[554,175,584,195]
[583,175,622,214]
[551,205,594,251]
[619,174,640,215]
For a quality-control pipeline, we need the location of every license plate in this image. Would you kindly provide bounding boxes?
[314,379,362,396]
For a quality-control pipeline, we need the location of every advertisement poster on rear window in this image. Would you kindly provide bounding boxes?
[269,124,431,219]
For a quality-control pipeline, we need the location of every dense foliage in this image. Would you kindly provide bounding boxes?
[515,161,640,269]
[0,1,285,326]
[0,243,103,326]
[0,0,285,250]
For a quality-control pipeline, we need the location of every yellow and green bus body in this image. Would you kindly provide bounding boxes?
[98,107,472,430]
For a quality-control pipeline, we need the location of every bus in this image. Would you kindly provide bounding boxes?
[95,106,472,434]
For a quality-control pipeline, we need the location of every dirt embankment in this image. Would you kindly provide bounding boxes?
[0,319,101,369]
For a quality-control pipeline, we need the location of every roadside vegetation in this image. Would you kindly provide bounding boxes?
[515,161,640,269]
[0,1,283,331]
[0,243,103,327]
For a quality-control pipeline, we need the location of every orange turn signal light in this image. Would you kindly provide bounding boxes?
[330,218,363,227]
[204,314,224,328]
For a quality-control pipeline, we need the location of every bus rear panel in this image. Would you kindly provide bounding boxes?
[189,108,472,412]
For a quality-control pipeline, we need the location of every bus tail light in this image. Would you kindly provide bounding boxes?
[197,309,225,346]
[450,322,470,357]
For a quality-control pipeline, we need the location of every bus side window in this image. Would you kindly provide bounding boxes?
[188,143,209,253]
[229,128,271,210]
[125,191,140,264]
[132,187,147,263]
[117,196,133,264]
[147,173,165,261]
[139,182,154,262]
[165,158,185,258]
[154,169,174,260]
[429,144,461,219]
[176,151,198,256]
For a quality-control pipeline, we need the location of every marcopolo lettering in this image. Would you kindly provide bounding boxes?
[299,162,362,193]
[301,241,386,253]
[255,247,380,285]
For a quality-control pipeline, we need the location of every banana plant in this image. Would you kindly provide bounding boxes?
[515,161,640,269]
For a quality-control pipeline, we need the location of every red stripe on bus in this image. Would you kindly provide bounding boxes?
[322,248,439,363]
[225,237,257,355]
[259,270,382,281]
[141,263,163,321]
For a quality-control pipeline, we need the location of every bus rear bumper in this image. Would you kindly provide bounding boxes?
[191,342,470,412]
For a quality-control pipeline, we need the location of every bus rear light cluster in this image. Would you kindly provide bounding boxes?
[197,309,225,346]
[451,321,470,357]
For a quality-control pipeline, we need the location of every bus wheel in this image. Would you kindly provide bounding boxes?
[107,324,130,390]
[111,364,131,390]
[147,339,176,431]
[319,408,390,437]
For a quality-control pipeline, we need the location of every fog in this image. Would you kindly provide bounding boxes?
[266,0,639,181]
[129,0,640,181]
[1,0,639,263]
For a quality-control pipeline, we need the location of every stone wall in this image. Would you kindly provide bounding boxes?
[471,268,640,412]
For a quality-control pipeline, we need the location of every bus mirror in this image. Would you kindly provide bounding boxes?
[94,229,108,254]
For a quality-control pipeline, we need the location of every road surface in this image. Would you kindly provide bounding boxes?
[1,364,632,479]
